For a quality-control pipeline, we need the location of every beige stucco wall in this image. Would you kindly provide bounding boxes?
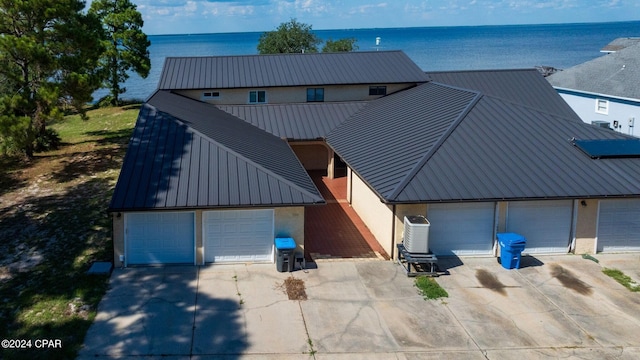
[290,143,329,171]
[176,83,415,105]
[274,207,305,255]
[112,206,305,266]
[574,199,599,254]
[112,213,125,267]
[349,171,394,257]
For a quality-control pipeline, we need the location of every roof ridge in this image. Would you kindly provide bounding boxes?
[386,88,483,201]
[149,97,323,203]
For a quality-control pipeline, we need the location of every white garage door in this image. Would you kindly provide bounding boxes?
[427,202,496,256]
[204,209,274,263]
[598,199,640,252]
[506,200,573,254]
[126,212,195,265]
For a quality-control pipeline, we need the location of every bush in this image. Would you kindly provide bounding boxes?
[34,128,62,152]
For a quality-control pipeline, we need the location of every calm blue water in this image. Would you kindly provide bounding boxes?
[101,21,640,102]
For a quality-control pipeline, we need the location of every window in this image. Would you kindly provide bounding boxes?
[595,99,609,114]
[202,91,220,99]
[369,86,387,96]
[249,90,266,104]
[307,88,324,102]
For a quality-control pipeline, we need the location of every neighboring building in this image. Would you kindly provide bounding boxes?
[109,51,640,267]
[547,38,640,137]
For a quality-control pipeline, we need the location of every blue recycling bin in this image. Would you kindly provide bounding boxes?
[275,237,296,272]
[497,233,526,270]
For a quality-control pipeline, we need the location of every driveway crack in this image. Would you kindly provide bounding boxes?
[189,266,200,359]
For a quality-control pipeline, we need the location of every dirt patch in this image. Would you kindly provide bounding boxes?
[281,276,308,300]
[476,269,507,296]
[550,264,593,295]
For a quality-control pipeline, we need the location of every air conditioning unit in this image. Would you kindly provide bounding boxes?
[403,215,430,253]
[591,120,611,129]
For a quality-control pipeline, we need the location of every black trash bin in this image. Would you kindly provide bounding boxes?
[275,237,296,272]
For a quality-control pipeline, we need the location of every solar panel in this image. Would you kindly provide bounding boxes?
[573,139,640,158]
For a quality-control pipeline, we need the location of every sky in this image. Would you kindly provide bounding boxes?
[92,0,640,35]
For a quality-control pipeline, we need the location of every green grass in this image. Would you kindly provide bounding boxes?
[602,268,640,292]
[0,105,138,359]
[415,276,449,300]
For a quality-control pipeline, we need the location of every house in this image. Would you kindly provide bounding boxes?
[547,38,640,137]
[109,51,640,267]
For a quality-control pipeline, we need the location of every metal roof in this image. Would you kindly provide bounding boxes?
[327,82,480,199]
[547,42,640,100]
[328,70,640,203]
[428,69,580,120]
[158,51,430,90]
[216,102,368,140]
[109,91,324,211]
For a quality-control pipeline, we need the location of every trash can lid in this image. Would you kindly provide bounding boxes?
[497,232,526,245]
[275,237,296,250]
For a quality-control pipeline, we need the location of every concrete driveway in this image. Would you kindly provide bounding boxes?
[78,254,640,359]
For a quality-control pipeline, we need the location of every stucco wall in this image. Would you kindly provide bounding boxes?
[349,171,394,257]
[574,199,599,254]
[558,91,639,137]
[176,83,415,105]
[112,213,125,267]
[290,143,329,171]
[274,207,305,254]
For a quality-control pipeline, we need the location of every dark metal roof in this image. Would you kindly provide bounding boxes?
[327,82,480,199]
[109,91,324,211]
[216,102,368,140]
[328,70,640,203]
[428,69,580,120]
[158,51,430,90]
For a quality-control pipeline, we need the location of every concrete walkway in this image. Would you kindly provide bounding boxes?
[78,254,640,359]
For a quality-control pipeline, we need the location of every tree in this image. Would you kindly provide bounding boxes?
[322,38,359,53]
[257,19,322,54]
[90,0,150,106]
[0,0,105,157]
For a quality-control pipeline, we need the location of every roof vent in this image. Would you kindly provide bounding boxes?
[591,120,611,130]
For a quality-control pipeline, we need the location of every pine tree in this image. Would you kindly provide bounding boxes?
[90,0,150,106]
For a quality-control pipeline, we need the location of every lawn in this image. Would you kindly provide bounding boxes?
[0,105,138,359]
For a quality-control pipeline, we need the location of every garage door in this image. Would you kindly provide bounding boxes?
[427,202,495,256]
[126,212,195,265]
[506,200,573,254]
[598,199,640,252]
[204,209,274,263]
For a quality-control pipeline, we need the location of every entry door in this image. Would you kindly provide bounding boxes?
[125,212,195,265]
[506,200,573,254]
[204,209,274,263]
[598,199,640,252]
[427,202,495,256]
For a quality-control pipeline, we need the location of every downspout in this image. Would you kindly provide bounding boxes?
[390,204,396,260]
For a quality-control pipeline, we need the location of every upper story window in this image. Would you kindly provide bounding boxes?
[307,88,324,102]
[369,86,387,96]
[202,91,220,99]
[595,99,609,114]
[249,90,266,104]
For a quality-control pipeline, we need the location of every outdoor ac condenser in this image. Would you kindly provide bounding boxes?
[403,215,430,253]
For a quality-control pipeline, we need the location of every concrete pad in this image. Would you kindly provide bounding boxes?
[517,257,640,347]
[87,261,113,275]
[355,261,420,299]
[303,262,371,301]
[437,258,596,349]
[400,351,487,360]
[302,299,398,353]
[79,268,198,357]
[375,298,477,351]
[485,346,640,360]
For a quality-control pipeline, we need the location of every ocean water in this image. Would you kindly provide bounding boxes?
[100,21,640,102]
